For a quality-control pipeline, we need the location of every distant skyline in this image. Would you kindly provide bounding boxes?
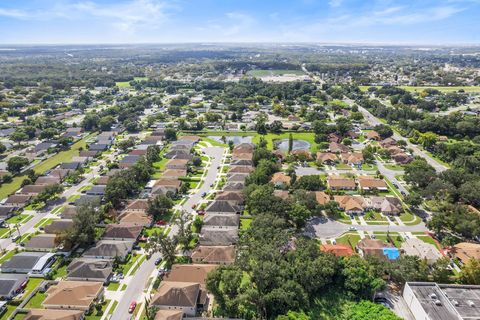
[0,0,479,45]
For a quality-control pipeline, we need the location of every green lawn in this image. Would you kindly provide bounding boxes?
[115,81,131,88]
[34,218,56,228]
[0,305,17,320]
[200,137,227,147]
[85,299,110,320]
[25,292,46,309]
[384,164,404,171]
[6,214,31,224]
[0,250,16,263]
[335,232,361,249]
[152,158,169,171]
[247,69,305,77]
[108,300,119,315]
[107,282,120,291]
[417,235,442,251]
[21,278,43,299]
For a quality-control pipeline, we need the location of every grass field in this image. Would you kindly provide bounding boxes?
[247,69,305,77]
[115,77,148,88]
[359,85,480,93]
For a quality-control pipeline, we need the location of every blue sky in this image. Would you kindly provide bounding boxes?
[0,0,479,44]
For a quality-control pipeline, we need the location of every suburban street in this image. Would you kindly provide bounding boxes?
[110,144,226,320]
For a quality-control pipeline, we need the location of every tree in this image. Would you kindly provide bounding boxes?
[117,138,135,152]
[99,115,115,131]
[432,257,452,283]
[10,131,28,145]
[460,258,480,285]
[34,183,64,204]
[373,124,393,139]
[176,213,194,254]
[269,120,283,133]
[147,194,174,219]
[151,231,177,268]
[341,255,385,299]
[164,128,177,141]
[340,301,401,320]
[0,142,7,154]
[7,156,29,174]
[404,159,436,189]
[404,192,423,207]
[65,200,100,247]
[146,145,161,164]
[459,180,480,207]
[288,133,293,153]
[293,175,324,191]
[388,255,428,285]
[191,156,202,167]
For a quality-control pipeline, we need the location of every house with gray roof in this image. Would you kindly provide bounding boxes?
[0,274,27,299]
[199,228,239,246]
[0,252,55,275]
[83,240,134,260]
[203,214,240,229]
[67,258,113,283]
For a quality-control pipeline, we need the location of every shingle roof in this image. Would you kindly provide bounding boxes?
[44,219,74,234]
[103,224,143,239]
[67,258,113,281]
[203,214,240,228]
[83,240,134,259]
[24,309,84,320]
[191,246,236,264]
[1,252,47,271]
[199,228,239,246]
[25,234,57,250]
[154,310,184,320]
[0,274,27,297]
[205,201,239,214]
[151,282,200,308]
[163,264,217,288]
[43,281,103,308]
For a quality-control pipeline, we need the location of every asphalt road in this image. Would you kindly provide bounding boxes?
[110,145,225,320]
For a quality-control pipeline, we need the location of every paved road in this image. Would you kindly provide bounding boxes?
[304,217,428,239]
[356,105,448,173]
[110,145,226,320]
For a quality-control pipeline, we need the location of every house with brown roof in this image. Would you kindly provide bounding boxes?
[270,172,291,187]
[19,184,49,196]
[154,178,182,190]
[42,281,104,311]
[369,196,403,215]
[328,142,349,153]
[179,135,200,142]
[35,176,61,186]
[340,152,364,166]
[357,176,388,191]
[380,137,397,148]
[228,166,254,174]
[166,159,189,170]
[154,310,184,320]
[151,282,202,317]
[231,152,253,161]
[313,191,330,205]
[327,175,356,190]
[316,152,338,164]
[214,191,244,205]
[356,238,399,260]
[118,210,153,227]
[4,194,32,207]
[366,131,381,141]
[233,143,255,155]
[393,153,413,165]
[191,246,236,265]
[199,228,239,246]
[44,219,74,234]
[320,244,354,257]
[24,309,84,320]
[451,242,480,265]
[163,264,217,288]
[203,214,240,229]
[60,206,77,219]
[163,169,187,178]
[125,199,149,213]
[334,195,366,214]
[102,223,143,241]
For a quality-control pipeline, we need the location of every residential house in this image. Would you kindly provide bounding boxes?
[166,159,189,170]
[150,282,202,317]
[24,309,84,320]
[0,206,18,220]
[334,195,366,214]
[357,176,388,191]
[393,153,413,165]
[19,184,49,196]
[205,201,240,215]
[102,223,143,241]
[67,258,113,283]
[163,264,217,288]
[340,152,364,166]
[313,191,330,205]
[214,191,244,205]
[316,152,338,164]
[0,274,28,299]
[118,210,152,227]
[366,131,381,141]
[94,176,110,185]
[199,228,239,246]
[328,142,349,153]
[42,281,104,311]
[0,252,55,275]
[203,214,240,229]
[356,239,399,260]
[125,199,149,213]
[86,185,106,196]
[320,244,354,257]
[451,242,480,265]
[369,196,403,215]
[223,181,245,191]
[191,246,236,265]
[25,234,58,252]
[83,240,134,260]
[327,175,356,190]
[273,190,289,200]
[163,169,187,178]
[270,172,291,188]
[228,166,254,174]
[119,155,140,169]
[44,219,74,234]
[60,206,77,219]
[401,238,442,265]
[164,150,192,160]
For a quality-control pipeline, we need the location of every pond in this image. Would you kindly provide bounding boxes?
[274,139,310,151]
[208,136,253,144]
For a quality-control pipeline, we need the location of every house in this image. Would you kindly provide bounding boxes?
[163,169,187,178]
[320,244,354,257]
[273,190,289,200]
[80,150,99,158]
[316,152,338,164]
[232,152,253,161]
[451,242,480,265]
[356,239,399,260]
[205,201,240,215]
[0,206,18,220]
[19,184,49,196]
[214,191,244,205]
[48,169,70,181]
[102,223,143,241]
[25,234,58,252]
[230,159,253,166]
[34,142,57,154]
[386,146,404,155]
[119,155,140,169]
[163,264,217,288]
[44,219,74,234]
[35,176,61,186]
[0,252,55,275]
[199,228,239,246]
[154,178,182,190]
[43,281,104,311]
[178,135,200,143]
[67,258,113,283]
[313,191,330,205]
[233,143,255,155]
[23,309,84,320]
[129,149,147,156]
[223,181,245,191]
[380,137,397,148]
[150,282,202,316]
[401,238,442,265]
[369,196,403,215]
[291,149,312,160]
[84,184,106,196]
[60,206,77,219]
[366,131,381,141]
[328,133,341,143]
[394,153,413,165]
[228,166,254,174]
[60,162,81,170]
[191,246,236,265]
[203,214,240,229]
[270,172,291,187]
[125,199,149,213]
[94,176,110,185]
[166,159,189,170]
[357,176,388,191]
[74,195,101,206]
[164,150,192,160]
[0,274,28,299]
[227,173,248,183]
[334,195,366,214]
[118,210,152,227]
[340,152,364,166]
[83,240,134,260]
[327,175,356,190]
[152,185,178,197]
[328,142,349,153]
[88,143,109,152]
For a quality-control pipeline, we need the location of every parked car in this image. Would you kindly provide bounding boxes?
[128,301,137,313]
[156,220,167,226]
[155,257,163,265]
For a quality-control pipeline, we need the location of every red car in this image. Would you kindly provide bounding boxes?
[155,220,167,226]
[196,210,205,216]
[128,301,137,313]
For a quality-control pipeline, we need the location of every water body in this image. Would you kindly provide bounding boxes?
[275,139,310,151]
[208,136,253,144]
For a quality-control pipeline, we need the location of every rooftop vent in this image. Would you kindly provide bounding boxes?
[435,300,442,306]
[468,300,475,307]
[452,300,459,307]
[430,293,437,299]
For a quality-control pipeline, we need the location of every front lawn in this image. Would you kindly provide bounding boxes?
[335,232,361,249]
[25,292,46,309]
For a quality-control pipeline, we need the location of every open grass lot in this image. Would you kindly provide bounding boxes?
[372,232,404,248]
[0,176,24,201]
[252,132,317,152]
[247,69,305,77]
[359,85,480,93]
[335,232,361,249]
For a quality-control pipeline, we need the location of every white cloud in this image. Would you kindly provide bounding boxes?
[224,12,255,36]
[329,0,343,7]
[0,8,28,19]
